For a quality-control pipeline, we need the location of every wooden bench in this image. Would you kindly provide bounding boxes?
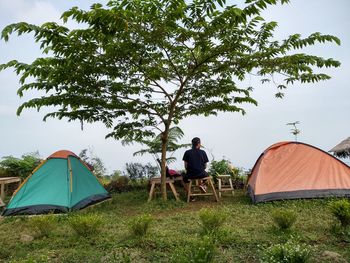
[0,177,21,206]
[148,177,180,202]
[187,176,219,202]
[217,174,234,198]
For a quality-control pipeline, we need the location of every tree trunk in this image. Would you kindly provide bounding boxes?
[160,129,169,200]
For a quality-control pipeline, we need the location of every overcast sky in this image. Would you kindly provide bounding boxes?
[0,0,349,173]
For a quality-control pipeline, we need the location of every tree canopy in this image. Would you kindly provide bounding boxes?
[0,0,341,199]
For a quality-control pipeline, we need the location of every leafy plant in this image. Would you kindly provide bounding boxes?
[68,214,103,237]
[0,245,11,260]
[0,152,41,179]
[78,148,107,177]
[199,208,228,235]
[1,0,341,200]
[128,214,153,238]
[271,209,297,230]
[286,121,301,141]
[208,159,247,188]
[209,159,232,177]
[329,199,350,227]
[28,215,56,238]
[105,175,131,193]
[261,239,311,263]
[172,236,216,263]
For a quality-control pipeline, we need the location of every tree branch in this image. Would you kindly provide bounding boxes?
[130,60,173,102]
[162,46,184,85]
[107,92,166,123]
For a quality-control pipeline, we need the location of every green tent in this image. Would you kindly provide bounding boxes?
[2,150,110,216]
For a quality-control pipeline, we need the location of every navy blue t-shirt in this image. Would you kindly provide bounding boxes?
[182,148,209,176]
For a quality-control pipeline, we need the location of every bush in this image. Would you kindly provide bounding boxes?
[0,246,11,260]
[271,209,297,230]
[105,175,149,193]
[209,159,232,176]
[329,199,350,227]
[330,223,350,243]
[28,215,56,238]
[105,176,132,193]
[199,208,228,235]
[128,214,153,238]
[68,213,103,237]
[0,152,41,179]
[208,159,247,188]
[172,236,216,263]
[261,239,311,263]
[79,148,107,177]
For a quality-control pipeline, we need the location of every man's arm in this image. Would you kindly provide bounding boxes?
[203,151,209,169]
[183,151,188,171]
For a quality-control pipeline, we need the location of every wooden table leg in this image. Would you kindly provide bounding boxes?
[209,179,219,202]
[229,178,235,196]
[187,181,192,203]
[0,183,4,202]
[148,182,156,202]
[169,182,179,201]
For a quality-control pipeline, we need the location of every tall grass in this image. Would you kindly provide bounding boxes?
[68,213,103,237]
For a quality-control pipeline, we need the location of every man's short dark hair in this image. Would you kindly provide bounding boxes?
[192,137,201,147]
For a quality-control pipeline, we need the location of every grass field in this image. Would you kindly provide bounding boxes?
[0,190,349,263]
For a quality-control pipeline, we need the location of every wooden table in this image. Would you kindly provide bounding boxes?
[0,177,21,206]
[148,177,183,202]
[217,174,234,198]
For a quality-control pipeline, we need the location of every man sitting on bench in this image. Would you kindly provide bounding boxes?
[183,137,209,193]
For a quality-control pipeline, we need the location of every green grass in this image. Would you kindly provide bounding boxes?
[0,190,349,262]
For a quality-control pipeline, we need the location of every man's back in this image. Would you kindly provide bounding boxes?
[183,148,209,176]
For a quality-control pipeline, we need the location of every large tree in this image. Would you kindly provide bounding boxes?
[1,0,340,199]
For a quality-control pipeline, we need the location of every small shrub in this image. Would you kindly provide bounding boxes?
[28,215,56,238]
[209,159,232,180]
[271,209,297,230]
[128,214,153,238]
[0,245,11,260]
[330,223,350,242]
[208,159,247,188]
[261,239,311,263]
[211,227,237,247]
[231,174,247,189]
[329,199,350,227]
[172,236,216,263]
[68,213,103,237]
[105,176,149,193]
[199,208,228,235]
[105,176,131,193]
[0,152,41,179]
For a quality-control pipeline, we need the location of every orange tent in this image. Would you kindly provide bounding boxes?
[247,142,350,203]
